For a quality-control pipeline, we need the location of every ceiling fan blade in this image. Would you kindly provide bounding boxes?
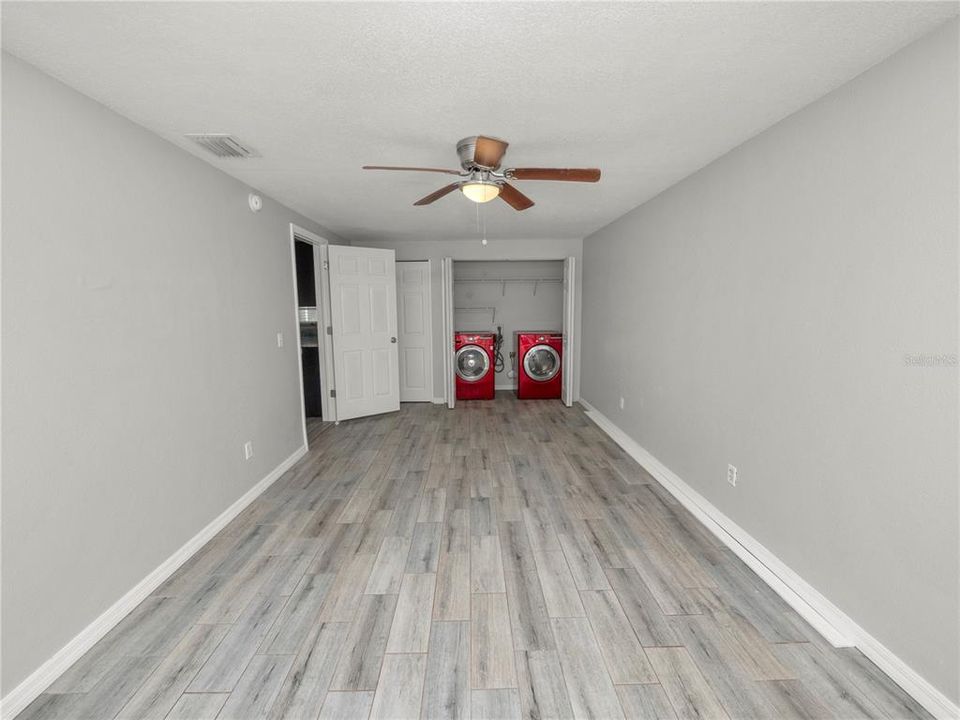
[363,165,461,175]
[413,183,461,206]
[498,183,534,211]
[509,168,601,182]
[473,136,509,169]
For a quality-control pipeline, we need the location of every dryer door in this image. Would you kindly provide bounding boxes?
[456,345,490,382]
[523,345,560,382]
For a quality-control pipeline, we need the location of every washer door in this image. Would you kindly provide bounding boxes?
[456,345,490,382]
[523,344,560,382]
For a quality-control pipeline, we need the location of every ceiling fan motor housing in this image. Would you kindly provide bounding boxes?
[456,136,480,169]
[457,135,507,171]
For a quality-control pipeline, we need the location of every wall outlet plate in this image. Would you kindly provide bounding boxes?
[619,396,625,410]
[244,441,254,461]
[276,331,284,348]
[727,464,738,487]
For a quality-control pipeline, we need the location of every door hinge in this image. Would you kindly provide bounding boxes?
[326,326,333,335]
[330,389,336,398]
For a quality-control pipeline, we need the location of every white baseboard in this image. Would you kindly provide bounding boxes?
[495,384,515,391]
[0,444,307,720]
[432,397,445,405]
[578,399,959,720]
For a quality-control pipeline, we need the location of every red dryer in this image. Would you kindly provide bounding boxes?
[516,332,563,400]
[455,332,495,400]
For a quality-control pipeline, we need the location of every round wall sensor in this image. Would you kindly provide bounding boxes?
[248,193,263,213]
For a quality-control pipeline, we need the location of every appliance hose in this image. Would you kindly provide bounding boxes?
[493,326,505,373]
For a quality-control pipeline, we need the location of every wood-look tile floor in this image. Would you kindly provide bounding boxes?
[18,396,931,720]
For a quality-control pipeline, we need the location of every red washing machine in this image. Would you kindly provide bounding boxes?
[455,332,495,400]
[517,332,563,400]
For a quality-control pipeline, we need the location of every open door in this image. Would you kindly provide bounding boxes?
[328,245,400,420]
[441,257,455,408]
[562,256,576,407]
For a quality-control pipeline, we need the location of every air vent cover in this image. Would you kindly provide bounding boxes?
[185,134,258,158]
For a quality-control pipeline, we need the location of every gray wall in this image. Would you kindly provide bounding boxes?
[1,54,346,694]
[362,238,583,401]
[454,260,564,388]
[581,20,959,703]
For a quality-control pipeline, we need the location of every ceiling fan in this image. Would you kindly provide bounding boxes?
[363,135,600,211]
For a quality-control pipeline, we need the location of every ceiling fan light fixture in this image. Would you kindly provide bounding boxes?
[461,181,500,203]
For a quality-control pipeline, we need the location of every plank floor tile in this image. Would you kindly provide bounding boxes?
[472,689,522,720]
[368,653,427,720]
[317,691,375,720]
[615,683,679,719]
[581,589,658,684]
[188,593,287,693]
[164,693,228,720]
[551,617,625,720]
[534,551,585,618]
[116,624,229,720]
[470,535,506,594]
[421,622,470,720]
[269,620,349,720]
[434,552,470,621]
[217,654,295,720]
[646,646,730,720]
[366,536,413,595]
[515,649,574,720]
[331,594,397,691]
[471,593,517,690]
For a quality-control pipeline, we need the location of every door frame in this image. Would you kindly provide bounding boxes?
[442,257,456,408]
[442,255,578,408]
[561,256,576,408]
[289,224,337,445]
[396,260,435,402]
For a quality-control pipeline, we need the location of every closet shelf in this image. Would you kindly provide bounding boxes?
[455,277,562,296]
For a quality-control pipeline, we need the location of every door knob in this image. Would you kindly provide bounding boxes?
[391,337,397,343]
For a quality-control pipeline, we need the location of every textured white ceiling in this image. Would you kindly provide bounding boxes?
[3,2,956,242]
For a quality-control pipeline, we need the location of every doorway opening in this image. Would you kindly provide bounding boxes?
[295,240,322,423]
[289,224,336,444]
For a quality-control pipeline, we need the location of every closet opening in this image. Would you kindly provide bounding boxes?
[453,259,565,400]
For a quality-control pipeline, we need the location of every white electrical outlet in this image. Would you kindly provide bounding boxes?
[276,331,284,348]
[244,441,254,461]
[619,396,625,410]
[727,464,738,487]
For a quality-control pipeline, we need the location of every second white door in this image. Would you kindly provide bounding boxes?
[396,261,434,402]
[328,245,400,421]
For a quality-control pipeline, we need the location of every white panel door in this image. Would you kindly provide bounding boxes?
[562,256,576,407]
[396,261,434,402]
[441,257,455,409]
[328,245,400,420]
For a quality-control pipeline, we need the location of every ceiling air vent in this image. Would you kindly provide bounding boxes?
[185,134,258,159]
